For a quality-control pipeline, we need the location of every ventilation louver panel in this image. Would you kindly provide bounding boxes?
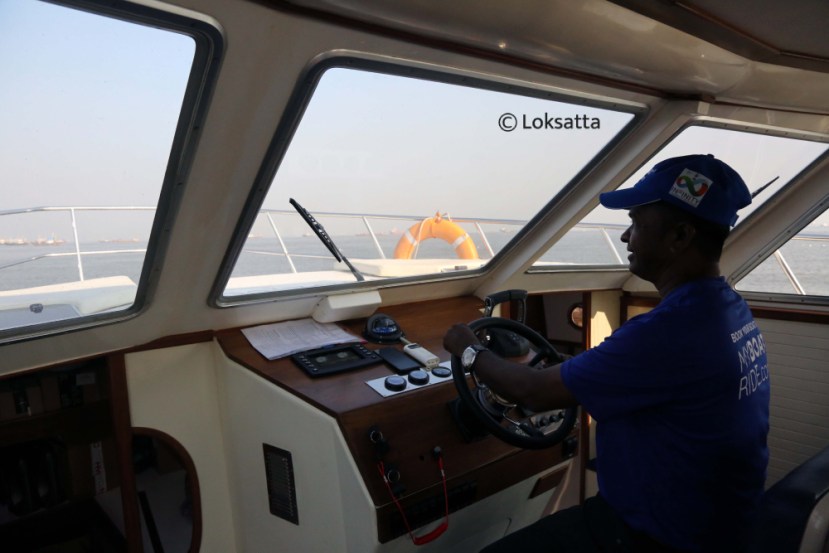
[263,444,299,524]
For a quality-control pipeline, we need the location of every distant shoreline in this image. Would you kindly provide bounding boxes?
[0,238,66,246]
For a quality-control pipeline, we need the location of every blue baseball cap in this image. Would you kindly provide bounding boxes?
[599,154,752,227]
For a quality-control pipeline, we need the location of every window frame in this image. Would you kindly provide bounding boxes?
[0,0,224,344]
[732,182,829,305]
[210,56,643,307]
[528,121,829,277]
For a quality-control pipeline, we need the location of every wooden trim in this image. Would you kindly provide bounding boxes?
[528,465,568,499]
[620,293,659,324]
[621,292,829,325]
[750,306,829,325]
[582,292,592,351]
[132,427,203,553]
[0,352,115,381]
[107,354,143,553]
[579,292,592,504]
[578,410,591,505]
[524,294,544,329]
[1,331,215,383]
[127,330,215,353]
[621,292,659,306]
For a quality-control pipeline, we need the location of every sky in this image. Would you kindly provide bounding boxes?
[1,0,828,249]
[0,0,193,240]
[261,68,829,238]
[271,68,633,227]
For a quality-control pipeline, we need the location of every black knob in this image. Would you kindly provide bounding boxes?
[384,375,407,391]
[432,367,451,378]
[408,369,429,386]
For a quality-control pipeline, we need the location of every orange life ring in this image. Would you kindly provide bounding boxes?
[393,213,479,260]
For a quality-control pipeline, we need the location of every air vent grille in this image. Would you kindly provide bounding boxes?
[263,444,299,524]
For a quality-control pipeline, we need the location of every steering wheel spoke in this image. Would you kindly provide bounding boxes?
[527,350,546,367]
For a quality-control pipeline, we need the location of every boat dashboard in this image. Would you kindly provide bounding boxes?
[215,295,580,548]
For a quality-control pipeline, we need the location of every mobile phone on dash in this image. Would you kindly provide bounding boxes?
[378,347,421,373]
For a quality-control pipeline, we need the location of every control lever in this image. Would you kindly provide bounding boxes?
[483,289,527,323]
[482,290,530,357]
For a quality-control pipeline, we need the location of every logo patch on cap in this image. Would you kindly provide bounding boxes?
[669,168,712,208]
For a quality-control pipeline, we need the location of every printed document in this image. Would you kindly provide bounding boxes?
[242,318,361,360]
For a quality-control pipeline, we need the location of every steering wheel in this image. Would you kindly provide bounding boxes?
[451,317,578,450]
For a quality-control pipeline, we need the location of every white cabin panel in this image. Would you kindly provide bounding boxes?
[758,318,829,486]
[125,343,238,552]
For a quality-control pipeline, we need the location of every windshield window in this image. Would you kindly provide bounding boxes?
[535,125,829,267]
[736,211,829,297]
[221,67,635,298]
[0,0,195,334]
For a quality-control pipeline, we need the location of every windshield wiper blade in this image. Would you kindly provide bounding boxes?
[289,198,365,282]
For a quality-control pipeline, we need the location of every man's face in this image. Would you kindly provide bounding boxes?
[620,204,676,283]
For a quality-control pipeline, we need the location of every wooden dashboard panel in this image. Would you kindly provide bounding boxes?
[216,296,577,542]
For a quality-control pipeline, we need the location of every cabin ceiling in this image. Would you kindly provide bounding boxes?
[273,0,829,114]
[611,0,829,73]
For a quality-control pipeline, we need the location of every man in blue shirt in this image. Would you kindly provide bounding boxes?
[444,154,770,553]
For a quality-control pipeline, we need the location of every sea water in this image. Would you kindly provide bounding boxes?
[0,229,827,297]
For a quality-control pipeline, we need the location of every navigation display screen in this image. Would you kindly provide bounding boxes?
[291,343,380,377]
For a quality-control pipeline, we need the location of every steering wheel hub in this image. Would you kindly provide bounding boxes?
[451,317,578,449]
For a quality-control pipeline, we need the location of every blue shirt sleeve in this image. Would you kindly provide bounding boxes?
[560,307,713,422]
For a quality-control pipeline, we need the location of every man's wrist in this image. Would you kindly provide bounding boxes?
[461,344,488,370]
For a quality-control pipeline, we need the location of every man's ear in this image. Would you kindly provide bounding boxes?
[672,221,697,252]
